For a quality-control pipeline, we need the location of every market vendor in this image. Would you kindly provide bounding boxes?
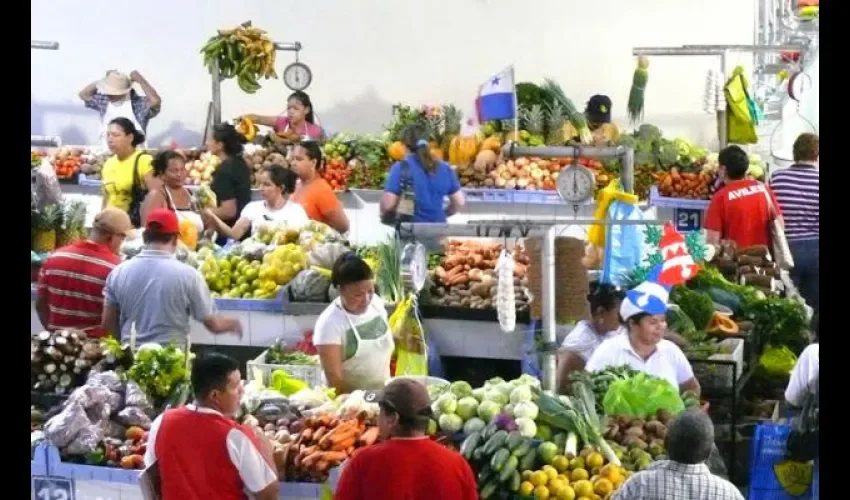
[141,150,204,244]
[79,70,161,149]
[785,314,819,408]
[290,141,350,233]
[380,124,465,224]
[556,281,625,393]
[203,164,309,241]
[585,276,701,395]
[335,379,478,500]
[102,209,242,345]
[313,253,394,393]
[101,118,161,222]
[563,94,620,144]
[241,90,325,142]
[144,353,279,500]
[207,123,254,246]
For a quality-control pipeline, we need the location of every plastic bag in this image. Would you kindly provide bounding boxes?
[601,200,648,287]
[88,370,123,391]
[44,401,90,448]
[390,296,428,376]
[34,159,62,210]
[125,381,153,410]
[67,383,112,409]
[288,388,330,410]
[65,424,103,456]
[759,345,799,377]
[602,372,685,418]
[116,406,153,429]
[269,370,308,396]
[496,249,516,333]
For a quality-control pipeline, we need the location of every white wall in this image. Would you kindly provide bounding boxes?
[31,0,754,148]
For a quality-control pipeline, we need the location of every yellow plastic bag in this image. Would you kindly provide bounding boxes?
[389,296,428,376]
[759,345,799,377]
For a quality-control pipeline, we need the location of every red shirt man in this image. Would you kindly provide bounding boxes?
[704,146,782,249]
[335,379,478,500]
[35,208,133,337]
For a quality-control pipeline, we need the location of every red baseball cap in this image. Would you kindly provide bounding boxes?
[145,208,180,234]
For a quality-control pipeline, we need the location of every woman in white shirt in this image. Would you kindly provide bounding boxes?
[313,253,394,393]
[585,278,701,395]
[786,314,819,407]
[203,164,308,241]
[557,281,625,393]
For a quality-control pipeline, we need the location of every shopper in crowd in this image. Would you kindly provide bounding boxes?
[290,141,350,233]
[100,118,161,223]
[557,281,625,392]
[586,275,700,395]
[335,379,478,500]
[36,208,134,337]
[380,123,465,223]
[79,70,162,149]
[613,410,744,500]
[144,353,279,500]
[206,123,254,246]
[141,150,204,242]
[770,133,819,312]
[203,164,309,240]
[241,90,325,142]
[704,145,783,249]
[314,253,394,393]
[102,209,242,345]
[786,313,819,407]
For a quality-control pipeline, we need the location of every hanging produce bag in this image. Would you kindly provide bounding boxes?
[388,296,428,376]
[748,423,817,500]
[724,66,758,144]
[601,199,647,287]
[496,249,516,333]
[602,372,685,418]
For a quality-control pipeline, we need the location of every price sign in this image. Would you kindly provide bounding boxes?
[32,476,74,500]
[674,208,703,232]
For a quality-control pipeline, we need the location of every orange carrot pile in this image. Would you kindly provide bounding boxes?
[656,168,713,199]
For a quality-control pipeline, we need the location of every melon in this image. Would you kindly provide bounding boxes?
[289,269,331,302]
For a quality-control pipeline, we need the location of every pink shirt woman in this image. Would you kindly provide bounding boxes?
[241,91,326,143]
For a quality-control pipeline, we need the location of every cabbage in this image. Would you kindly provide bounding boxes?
[450,381,474,398]
[509,385,533,404]
[478,400,502,423]
[486,377,506,387]
[438,413,464,433]
[430,401,443,420]
[515,417,538,438]
[456,397,479,421]
[484,389,508,405]
[495,383,515,399]
[515,374,541,388]
[436,393,458,414]
[513,401,539,420]
[503,403,515,417]
[463,417,486,434]
[472,388,487,402]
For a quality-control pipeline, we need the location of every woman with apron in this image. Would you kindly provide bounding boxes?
[240,90,326,148]
[141,151,205,248]
[314,253,394,393]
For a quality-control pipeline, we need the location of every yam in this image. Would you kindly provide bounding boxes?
[644,421,667,439]
[625,426,646,440]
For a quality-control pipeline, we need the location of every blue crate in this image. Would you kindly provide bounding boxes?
[748,423,816,500]
[31,443,49,476]
[463,188,563,206]
[279,462,345,498]
[45,444,142,484]
[214,286,287,312]
[648,186,710,210]
[78,174,103,187]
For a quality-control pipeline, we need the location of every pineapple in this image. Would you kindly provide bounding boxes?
[546,102,567,146]
[524,105,545,146]
[441,104,463,152]
[64,201,88,244]
[33,203,61,253]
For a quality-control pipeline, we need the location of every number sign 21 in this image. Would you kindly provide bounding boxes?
[674,208,703,232]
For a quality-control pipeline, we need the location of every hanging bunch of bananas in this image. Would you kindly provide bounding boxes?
[200,22,277,94]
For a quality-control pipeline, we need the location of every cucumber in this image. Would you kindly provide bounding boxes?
[499,455,519,482]
[490,448,511,472]
[511,438,532,458]
[482,430,509,455]
[477,464,493,485]
[479,478,500,499]
[508,470,522,492]
[505,430,524,451]
[483,422,499,439]
[460,431,483,460]
[473,447,486,462]
[518,446,538,472]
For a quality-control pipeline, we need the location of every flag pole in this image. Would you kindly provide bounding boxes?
[511,66,519,139]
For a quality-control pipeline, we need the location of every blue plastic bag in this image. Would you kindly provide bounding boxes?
[748,423,817,500]
[601,200,646,287]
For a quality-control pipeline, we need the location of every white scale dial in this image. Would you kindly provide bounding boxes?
[556,165,596,204]
[283,62,313,91]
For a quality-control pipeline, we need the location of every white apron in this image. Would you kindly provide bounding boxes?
[164,187,205,235]
[335,298,395,390]
[100,97,146,150]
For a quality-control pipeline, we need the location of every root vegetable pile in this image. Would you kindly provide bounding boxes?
[429,240,530,311]
[656,168,715,199]
[31,330,103,395]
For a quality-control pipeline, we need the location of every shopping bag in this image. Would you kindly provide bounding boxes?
[748,423,816,500]
[389,296,428,376]
[601,199,647,287]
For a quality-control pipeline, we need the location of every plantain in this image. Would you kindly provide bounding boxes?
[201,23,277,92]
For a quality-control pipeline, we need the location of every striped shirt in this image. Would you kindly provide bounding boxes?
[36,241,119,337]
[769,163,819,241]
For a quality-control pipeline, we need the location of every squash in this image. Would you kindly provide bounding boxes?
[179,219,199,250]
[289,269,332,302]
[449,135,481,167]
[480,136,502,153]
[707,312,739,335]
[388,141,407,161]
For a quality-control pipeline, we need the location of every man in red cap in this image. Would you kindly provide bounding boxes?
[335,379,478,500]
[102,208,241,346]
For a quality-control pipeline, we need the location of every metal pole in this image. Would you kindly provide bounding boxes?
[717,51,729,149]
[31,40,59,50]
[540,226,557,392]
[30,136,62,148]
[620,147,635,193]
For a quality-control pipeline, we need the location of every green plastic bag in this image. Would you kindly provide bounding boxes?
[758,345,799,377]
[602,372,685,418]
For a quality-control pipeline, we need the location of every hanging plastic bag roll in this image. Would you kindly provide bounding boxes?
[496,249,516,333]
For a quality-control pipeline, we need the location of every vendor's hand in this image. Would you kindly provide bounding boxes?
[130,70,144,83]
[200,208,216,225]
[225,318,243,337]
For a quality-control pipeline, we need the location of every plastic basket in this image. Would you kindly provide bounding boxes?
[45,444,141,484]
[692,338,745,390]
[31,443,49,476]
[748,423,817,500]
[462,188,564,205]
[279,462,345,498]
[648,186,711,209]
[247,349,326,388]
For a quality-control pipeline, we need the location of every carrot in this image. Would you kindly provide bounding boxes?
[331,437,357,452]
[345,446,355,456]
[301,428,314,443]
[304,416,317,429]
[321,451,348,463]
[317,414,333,428]
[359,427,380,447]
[300,450,325,468]
[670,168,681,182]
[313,426,328,442]
[449,275,469,286]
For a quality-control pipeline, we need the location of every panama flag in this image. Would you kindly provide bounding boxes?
[475,66,517,123]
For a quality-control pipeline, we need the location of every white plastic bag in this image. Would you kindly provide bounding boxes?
[496,249,516,333]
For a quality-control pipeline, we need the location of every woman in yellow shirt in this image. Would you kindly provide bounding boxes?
[101,118,161,225]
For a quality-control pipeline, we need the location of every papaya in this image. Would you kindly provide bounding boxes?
[707,312,739,335]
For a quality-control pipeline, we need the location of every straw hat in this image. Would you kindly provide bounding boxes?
[96,71,132,96]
